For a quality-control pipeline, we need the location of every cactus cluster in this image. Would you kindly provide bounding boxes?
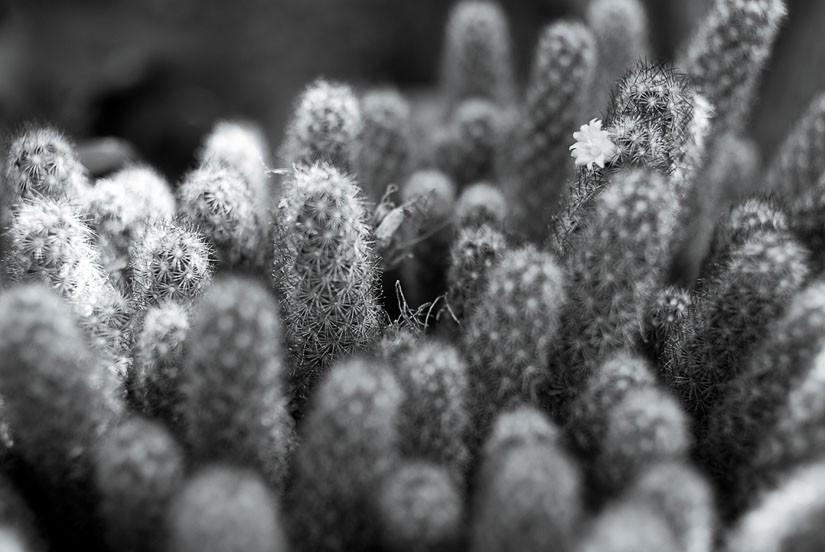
[6,0,825,549]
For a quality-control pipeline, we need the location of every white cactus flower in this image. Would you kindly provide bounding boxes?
[569,118,618,170]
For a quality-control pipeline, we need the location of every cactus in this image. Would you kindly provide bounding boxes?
[181,277,294,490]
[399,169,456,307]
[643,285,692,362]
[377,461,463,552]
[129,218,214,310]
[3,125,88,202]
[471,438,582,552]
[128,299,190,426]
[586,0,650,113]
[166,465,289,552]
[668,133,762,285]
[513,21,597,242]
[626,461,714,552]
[454,182,507,229]
[743,348,825,502]
[275,163,382,410]
[702,281,825,510]
[565,351,656,459]
[198,120,271,200]
[576,500,679,552]
[177,160,269,272]
[726,460,825,552]
[280,79,362,171]
[393,340,471,484]
[464,245,566,430]
[4,197,132,370]
[441,0,515,108]
[287,357,402,552]
[553,64,707,251]
[355,89,413,204]
[763,93,825,197]
[594,387,690,498]
[94,416,184,552]
[434,99,505,190]
[83,165,175,286]
[377,324,421,363]
[559,168,675,403]
[445,223,507,324]
[679,0,787,134]
[662,228,808,417]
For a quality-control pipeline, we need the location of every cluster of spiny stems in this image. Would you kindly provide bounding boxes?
[0,0,823,550]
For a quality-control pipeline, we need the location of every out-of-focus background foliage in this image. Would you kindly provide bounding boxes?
[1,0,823,180]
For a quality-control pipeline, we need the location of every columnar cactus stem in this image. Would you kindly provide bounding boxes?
[287,358,402,552]
[167,465,289,552]
[94,416,184,552]
[275,163,382,411]
[377,461,463,552]
[129,219,214,310]
[3,125,88,202]
[355,89,413,204]
[454,182,507,229]
[280,79,362,171]
[763,93,825,197]
[464,245,567,432]
[586,0,650,112]
[393,340,471,484]
[177,160,269,273]
[181,277,294,490]
[679,0,787,134]
[702,281,825,508]
[198,120,271,200]
[577,499,679,551]
[471,430,582,552]
[559,168,675,403]
[441,1,515,108]
[513,21,597,242]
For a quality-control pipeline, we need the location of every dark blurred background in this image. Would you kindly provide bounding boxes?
[1,0,823,181]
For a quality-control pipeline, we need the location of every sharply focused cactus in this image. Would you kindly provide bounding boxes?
[471,435,582,552]
[679,0,787,134]
[702,281,825,509]
[0,284,122,484]
[94,416,184,552]
[177,160,269,272]
[377,461,463,552]
[586,0,650,113]
[129,218,214,310]
[83,165,175,286]
[464,245,567,429]
[275,163,382,410]
[441,0,515,108]
[3,125,88,203]
[198,120,271,200]
[355,89,413,204]
[662,227,808,416]
[513,21,597,242]
[288,358,401,552]
[180,277,294,490]
[393,340,471,483]
[4,197,132,371]
[280,79,362,171]
[167,465,289,552]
